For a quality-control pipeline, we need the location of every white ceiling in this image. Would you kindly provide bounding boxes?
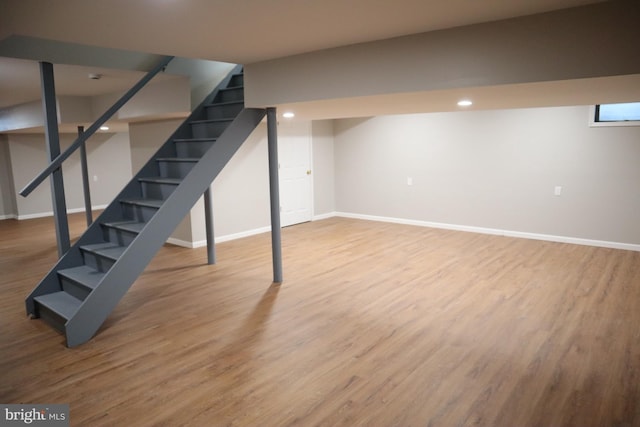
[0,0,622,123]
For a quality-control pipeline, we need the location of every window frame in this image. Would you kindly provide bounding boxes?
[589,103,640,127]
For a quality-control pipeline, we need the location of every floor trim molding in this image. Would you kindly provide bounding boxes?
[166,226,272,248]
[332,212,640,252]
[15,205,109,220]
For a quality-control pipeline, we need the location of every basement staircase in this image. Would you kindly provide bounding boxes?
[26,65,266,347]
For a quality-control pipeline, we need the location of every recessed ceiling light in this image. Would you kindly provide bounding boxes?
[282,112,295,118]
[100,126,109,131]
[457,99,473,107]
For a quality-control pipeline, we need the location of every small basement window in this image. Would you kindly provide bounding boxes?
[590,102,640,127]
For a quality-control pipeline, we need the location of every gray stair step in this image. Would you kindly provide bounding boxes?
[173,138,217,158]
[79,242,127,272]
[120,198,163,223]
[189,118,233,139]
[204,100,243,107]
[189,118,234,125]
[120,198,164,209]
[173,137,217,143]
[155,157,199,163]
[138,177,181,200]
[80,242,128,260]
[216,86,244,102]
[204,100,244,120]
[57,265,105,300]
[57,265,104,290]
[34,291,81,320]
[99,222,144,256]
[229,73,243,87]
[137,177,182,185]
[102,220,146,234]
[156,158,200,179]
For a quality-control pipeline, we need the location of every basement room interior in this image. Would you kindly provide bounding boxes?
[1,0,639,425]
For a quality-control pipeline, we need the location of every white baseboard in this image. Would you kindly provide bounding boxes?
[166,225,272,248]
[18,207,631,252]
[313,212,336,221]
[215,226,271,243]
[333,212,640,252]
[165,237,199,249]
[0,214,17,220]
[16,205,109,220]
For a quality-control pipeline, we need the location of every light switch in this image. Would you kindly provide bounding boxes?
[554,186,562,196]
[407,177,413,186]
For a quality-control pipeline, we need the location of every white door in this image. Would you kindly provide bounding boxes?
[278,120,312,227]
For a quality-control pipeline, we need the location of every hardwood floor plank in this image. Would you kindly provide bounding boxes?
[1,213,639,426]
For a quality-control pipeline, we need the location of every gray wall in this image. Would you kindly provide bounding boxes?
[7,132,132,218]
[4,106,638,250]
[312,120,335,216]
[334,106,640,245]
[129,119,183,175]
[0,134,17,218]
[165,59,236,110]
[209,123,271,240]
[91,78,190,123]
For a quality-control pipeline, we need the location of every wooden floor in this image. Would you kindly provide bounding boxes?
[1,213,639,426]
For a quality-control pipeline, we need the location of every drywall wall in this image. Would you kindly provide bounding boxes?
[7,132,132,218]
[0,135,17,218]
[206,123,271,240]
[0,80,189,133]
[165,59,236,110]
[312,120,335,216]
[0,101,44,132]
[129,119,183,174]
[245,0,640,108]
[91,77,190,122]
[84,132,132,206]
[58,96,93,124]
[334,106,640,246]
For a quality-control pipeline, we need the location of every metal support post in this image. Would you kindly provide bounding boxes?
[204,186,216,265]
[78,126,93,226]
[267,107,283,283]
[40,62,70,257]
